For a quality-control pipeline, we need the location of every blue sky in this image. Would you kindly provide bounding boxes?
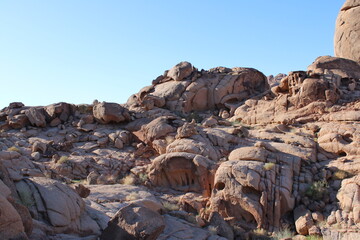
[0,1,344,108]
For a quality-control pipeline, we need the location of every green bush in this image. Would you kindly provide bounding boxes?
[306,180,329,200]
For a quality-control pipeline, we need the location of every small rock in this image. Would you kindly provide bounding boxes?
[31,152,41,161]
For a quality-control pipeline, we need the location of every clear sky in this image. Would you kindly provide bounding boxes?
[0,1,344,109]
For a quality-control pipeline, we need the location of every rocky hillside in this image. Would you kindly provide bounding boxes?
[1,1,360,240]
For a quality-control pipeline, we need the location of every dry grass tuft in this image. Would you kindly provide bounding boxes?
[57,156,69,164]
[125,192,140,201]
[162,201,179,211]
[264,162,276,171]
[333,170,348,180]
[121,174,136,185]
[8,146,21,153]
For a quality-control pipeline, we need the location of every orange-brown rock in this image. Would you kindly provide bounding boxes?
[148,152,216,196]
[334,0,360,62]
[209,146,301,231]
[128,63,269,113]
[93,101,130,124]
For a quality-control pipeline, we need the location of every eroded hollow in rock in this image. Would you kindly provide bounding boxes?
[161,157,198,189]
[214,182,225,191]
[148,153,215,196]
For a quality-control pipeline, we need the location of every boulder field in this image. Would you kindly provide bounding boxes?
[1,55,360,240]
[1,1,360,239]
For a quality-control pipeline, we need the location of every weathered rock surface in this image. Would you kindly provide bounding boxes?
[15,177,103,237]
[209,146,301,231]
[158,215,227,240]
[148,152,216,196]
[93,102,130,124]
[100,203,165,240]
[0,184,27,240]
[1,52,360,239]
[334,0,360,62]
[127,63,269,113]
[232,56,360,125]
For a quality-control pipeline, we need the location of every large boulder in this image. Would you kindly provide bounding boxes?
[293,205,314,235]
[0,180,27,240]
[93,102,130,124]
[167,61,194,81]
[334,0,360,62]
[148,152,216,196]
[44,102,75,123]
[307,56,360,79]
[209,146,301,231]
[24,107,46,127]
[100,203,165,240]
[15,177,102,236]
[337,175,360,224]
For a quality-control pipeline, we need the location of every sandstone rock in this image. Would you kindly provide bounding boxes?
[209,146,301,231]
[293,205,314,235]
[128,64,269,114]
[307,56,360,79]
[0,194,26,240]
[86,184,163,216]
[45,102,74,122]
[334,0,360,62]
[167,61,194,81]
[100,203,165,240]
[7,114,29,129]
[337,175,360,224]
[166,138,220,161]
[16,177,101,235]
[137,116,177,144]
[148,152,216,196]
[93,102,130,124]
[318,122,360,160]
[158,215,226,240]
[25,107,46,127]
[208,212,234,240]
[176,121,198,138]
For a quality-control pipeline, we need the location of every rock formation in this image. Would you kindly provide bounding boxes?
[0,2,360,238]
[334,0,360,62]
[0,54,360,239]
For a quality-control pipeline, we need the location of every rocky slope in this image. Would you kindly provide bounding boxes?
[1,1,360,239]
[0,54,360,240]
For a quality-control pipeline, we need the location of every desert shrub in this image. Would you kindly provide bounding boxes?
[162,201,179,211]
[250,228,271,239]
[165,135,175,144]
[253,228,267,236]
[264,162,275,171]
[8,146,21,153]
[333,170,348,180]
[121,174,136,185]
[76,104,93,114]
[273,228,294,240]
[57,156,69,164]
[306,180,329,200]
[207,225,218,235]
[185,112,203,123]
[125,192,140,201]
[138,173,148,183]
